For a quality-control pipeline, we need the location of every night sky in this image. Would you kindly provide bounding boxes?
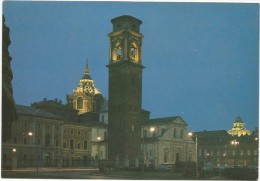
[3,2,259,131]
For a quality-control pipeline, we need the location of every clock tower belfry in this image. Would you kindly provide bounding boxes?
[107,15,144,167]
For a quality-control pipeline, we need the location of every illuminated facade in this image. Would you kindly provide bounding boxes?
[67,64,104,115]
[142,117,195,168]
[107,15,145,167]
[228,115,251,137]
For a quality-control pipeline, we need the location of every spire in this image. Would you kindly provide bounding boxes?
[81,60,92,80]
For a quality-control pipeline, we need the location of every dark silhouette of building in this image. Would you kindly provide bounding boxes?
[196,127,258,169]
[2,15,18,142]
[107,15,146,167]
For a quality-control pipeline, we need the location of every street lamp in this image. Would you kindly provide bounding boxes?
[12,148,17,170]
[28,131,39,173]
[149,127,156,168]
[97,136,101,160]
[188,132,198,179]
[141,126,156,171]
[231,140,239,168]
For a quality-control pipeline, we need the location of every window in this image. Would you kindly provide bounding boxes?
[240,150,244,156]
[104,132,107,141]
[254,149,258,155]
[56,140,59,147]
[116,46,121,60]
[130,44,137,60]
[180,129,184,139]
[173,128,177,138]
[84,140,88,150]
[78,143,80,149]
[56,125,59,130]
[71,130,74,134]
[77,97,83,109]
[63,142,66,148]
[143,130,147,138]
[13,136,18,144]
[70,139,74,149]
[23,137,27,144]
[78,131,81,135]
[24,122,28,128]
[36,138,40,145]
[45,134,50,146]
[161,128,166,135]
[247,150,251,155]
[101,115,104,123]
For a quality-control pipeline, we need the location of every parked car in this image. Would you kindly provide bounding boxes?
[158,163,175,172]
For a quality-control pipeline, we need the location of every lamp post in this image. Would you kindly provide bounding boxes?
[12,148,17,170]
[28,131,39,173]
[188,132,198,179]
[231,140,239,168]
[97,136,101,160]
[150,127,156,168]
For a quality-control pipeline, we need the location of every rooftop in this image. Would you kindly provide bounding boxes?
[145,116,187,126]
[16,104,63,120]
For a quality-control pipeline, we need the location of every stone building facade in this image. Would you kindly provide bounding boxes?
[142,117,196,168]
[2,105,64,169]
[197,127,258,170]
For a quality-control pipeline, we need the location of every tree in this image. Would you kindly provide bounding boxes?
[2,15,18,142]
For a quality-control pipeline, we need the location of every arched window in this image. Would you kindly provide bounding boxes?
[130,43,138,61]
[77,97,83,109]
[116,46,122,60]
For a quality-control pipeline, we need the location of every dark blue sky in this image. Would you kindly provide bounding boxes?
[3,2,259,131]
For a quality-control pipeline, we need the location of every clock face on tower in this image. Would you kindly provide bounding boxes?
[87,86,93,93]
[82,83,94,95]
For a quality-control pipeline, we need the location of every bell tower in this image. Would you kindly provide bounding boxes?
[107,15,144,167]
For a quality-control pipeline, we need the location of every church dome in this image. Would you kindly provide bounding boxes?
[234,115,244,123]
[81,74,92,80]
